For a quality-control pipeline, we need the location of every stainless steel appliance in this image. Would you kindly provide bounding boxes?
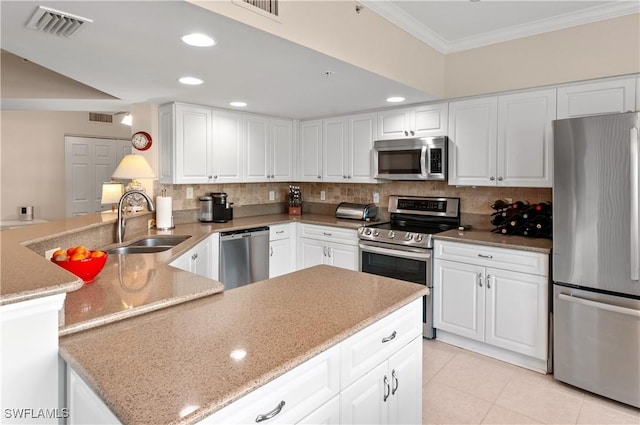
[219,226,270,290]
[198,196,213,222]
[335,202,378,221]
[358,196,460,338]
[373,136,447,181]
[553,111,640,408]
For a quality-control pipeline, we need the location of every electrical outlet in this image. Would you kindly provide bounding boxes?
[373,192,380,203]
[186,187,194,199]
[269,191,275,201]
[320,191,326,201]
[45,247,61,260]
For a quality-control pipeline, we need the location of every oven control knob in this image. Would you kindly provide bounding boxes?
[373,230,380,237]
[388,230,396,239]
[415,234,424,243]
[404,233,413,241]
[364,228,372,236]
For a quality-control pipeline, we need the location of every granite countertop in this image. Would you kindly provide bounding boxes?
[433,229,553,254]
[59,265,427,425]
[1,211,371,330]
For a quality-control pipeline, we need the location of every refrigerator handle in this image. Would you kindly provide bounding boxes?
[558,293,640,318]
[631,126,639,282]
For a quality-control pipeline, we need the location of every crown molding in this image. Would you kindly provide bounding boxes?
[361,1,640,54]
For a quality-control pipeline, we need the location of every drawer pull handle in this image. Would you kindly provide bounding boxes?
[256,400,286,423]
[383,375,390,402]
[270,246,273,257]
[323,232,332,236]
[392,369,399,395]
[381,331,397,343]
[478,254,493,259]
[276,230,285,234]
[487,274,491,289]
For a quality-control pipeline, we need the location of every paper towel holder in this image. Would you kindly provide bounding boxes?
[156,188,175,230]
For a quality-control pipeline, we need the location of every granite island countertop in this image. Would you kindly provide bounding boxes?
[433,228,552,254]
[59,265,427,425]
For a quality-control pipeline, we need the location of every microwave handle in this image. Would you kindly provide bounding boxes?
[421,146,428,177]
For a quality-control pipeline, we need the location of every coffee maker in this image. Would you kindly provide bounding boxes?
[211,192,233,223]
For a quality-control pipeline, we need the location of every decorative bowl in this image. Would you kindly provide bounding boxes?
[51,253,108,283]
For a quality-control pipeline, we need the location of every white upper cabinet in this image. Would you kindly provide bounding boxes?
[211,109,243,183]
[298,120,323,182]
[158,103,243,184]
[448,89,555,187]
[244,115,294,182]
[348,113,377,183]
[323,116,349,182]
[377,103,448,140]
[448,97,498,187]
[557,76,637,119]
[497,89,556,187]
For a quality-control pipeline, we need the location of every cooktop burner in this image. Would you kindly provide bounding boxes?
[358,196,461,249]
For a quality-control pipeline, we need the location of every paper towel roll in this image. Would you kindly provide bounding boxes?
[156,196,173,229]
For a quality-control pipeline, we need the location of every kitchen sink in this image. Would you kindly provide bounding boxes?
[106,235,192,255]
[127,235,191,247]
[106,246,174,255]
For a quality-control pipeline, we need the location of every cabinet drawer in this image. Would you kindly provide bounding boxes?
[300,224,357,246]
[270,224,291,241]
[340,298,422,389]
[435,241,548,276]
[203,344,340,424]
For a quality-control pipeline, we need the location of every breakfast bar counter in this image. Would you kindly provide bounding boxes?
[59,265,427,425]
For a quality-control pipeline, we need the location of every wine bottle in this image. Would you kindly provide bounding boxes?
[491,199,509,210]
[522,206,539,220]
[508,214,524,228]
[491,214,507,226]
[534,202,552,213]
[522,225,536,237]
[491,224,510,235]
[534,215,551,230]
[511,200,529,210]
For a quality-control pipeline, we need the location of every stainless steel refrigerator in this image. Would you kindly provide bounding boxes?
[553,111,640,408]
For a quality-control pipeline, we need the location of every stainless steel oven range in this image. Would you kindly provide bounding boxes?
[358,196,460,338]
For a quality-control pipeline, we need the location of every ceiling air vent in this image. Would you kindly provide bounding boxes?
[89,113,113,124]
[26,6,93,38]
[242,0,279,16]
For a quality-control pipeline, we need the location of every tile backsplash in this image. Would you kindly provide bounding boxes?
[155,181,551,226]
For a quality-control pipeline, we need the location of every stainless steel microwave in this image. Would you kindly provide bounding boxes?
[373,136,447,181]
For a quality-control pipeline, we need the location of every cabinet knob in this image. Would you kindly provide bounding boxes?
[317,175,321,179]
[497,176,503,181]
[410,130,415,136]
[208,175,213,179]
[343,175,347,179]
[489,176,495,181]
[404,131,408,136]
[214,175,218,179]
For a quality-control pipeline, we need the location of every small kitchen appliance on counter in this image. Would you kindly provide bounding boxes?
[198,196,213,222]
[358,196,461,339]
[212,192,233,223]
[18,206,34,221]
[335,202,378,221]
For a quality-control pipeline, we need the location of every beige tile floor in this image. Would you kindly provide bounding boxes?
[422,339,640,425]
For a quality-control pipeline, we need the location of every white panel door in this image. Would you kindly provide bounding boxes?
[299,120,323,181]
[270,238,292,278]
[433,259,485,342]
[448,97,498,186]
[349,113,376,183]
[412,103,448,137]
[339,361,387,425]
[327,242,359,271]
[299,238,327,269]
[212,110,243,183]
[377,108,411,140]
[244,114,270,182]
[271,118,294,181]
[388,337,422,425]
[557,77,637,119]
[497,89,555,187]
[175,104,211,183]
[484,267,548,359]
[323,117,349,182]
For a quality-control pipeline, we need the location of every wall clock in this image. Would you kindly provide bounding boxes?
[131,131,152,151]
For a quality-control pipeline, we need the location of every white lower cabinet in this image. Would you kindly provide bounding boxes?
[269,223,296,278]
[297,395,340,425]
[340,337,422,425]
[169,233,220,280]
[433,240,549,372]
[298,224,359,271]
[67,367,119,425]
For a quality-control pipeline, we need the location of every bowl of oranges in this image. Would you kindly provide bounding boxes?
[51,246,108,283]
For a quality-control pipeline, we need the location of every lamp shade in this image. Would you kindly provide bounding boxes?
[112,154,156,180]
[101,181,124,204]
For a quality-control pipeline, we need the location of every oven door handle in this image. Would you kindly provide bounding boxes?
[359,243,431,261]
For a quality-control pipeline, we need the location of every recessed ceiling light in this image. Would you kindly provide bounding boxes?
[230,101,247,107]
[386,96,405,103]
[178,76,203,85]
[181,33,215,47]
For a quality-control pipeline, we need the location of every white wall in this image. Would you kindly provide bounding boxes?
[0,111,131,221]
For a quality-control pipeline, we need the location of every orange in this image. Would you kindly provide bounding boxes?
[90,250,105,258]
[74,246,88,255]
[70,252,87,261]
[66,247,76,256]
[52,249,66,258]
[53,254,68,262]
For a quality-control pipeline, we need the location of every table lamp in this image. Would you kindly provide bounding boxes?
[100,181,124,213]
[112,154,156,212]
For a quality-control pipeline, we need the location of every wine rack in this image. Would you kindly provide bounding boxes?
[490,200,552,239]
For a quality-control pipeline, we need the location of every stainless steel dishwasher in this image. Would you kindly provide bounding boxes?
[219,226,270,290]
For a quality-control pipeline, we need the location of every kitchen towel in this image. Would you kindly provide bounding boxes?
[156,196,173,229]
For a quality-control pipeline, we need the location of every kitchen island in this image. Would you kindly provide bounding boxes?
[59,265,426,424]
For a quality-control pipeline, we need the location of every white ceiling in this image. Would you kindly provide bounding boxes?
[1,1,638,120]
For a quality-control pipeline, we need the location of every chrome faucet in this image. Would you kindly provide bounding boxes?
[116,190,156,244]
